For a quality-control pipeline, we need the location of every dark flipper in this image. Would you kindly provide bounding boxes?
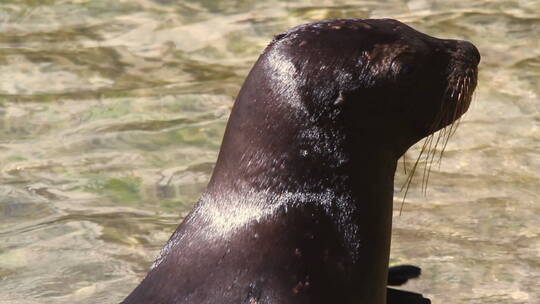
[388,265,422,286]
[387,265,430,304]
[387,288,431,304]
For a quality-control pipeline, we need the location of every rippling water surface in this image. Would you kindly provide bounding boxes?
[1,1,538,303]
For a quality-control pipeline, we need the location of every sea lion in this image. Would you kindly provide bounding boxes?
[122,18,479,304]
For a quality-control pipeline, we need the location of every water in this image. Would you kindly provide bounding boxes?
[0,1,538,303]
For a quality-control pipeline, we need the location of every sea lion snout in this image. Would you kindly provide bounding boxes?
[442,39,481,66]
[458,40,481,65]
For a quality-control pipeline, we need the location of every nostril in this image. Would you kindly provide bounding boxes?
[459,40,481,65]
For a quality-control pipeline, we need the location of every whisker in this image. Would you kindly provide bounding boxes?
[439,77,463,161]
[398,66,476,215]
[424,119,447,191]
[421,133,434,194]
[402,152,408,175]
[399,77,450,211]
[399,135,431,215]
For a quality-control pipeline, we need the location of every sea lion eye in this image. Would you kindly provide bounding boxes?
[400,63,417,76]
[390,54,420,85]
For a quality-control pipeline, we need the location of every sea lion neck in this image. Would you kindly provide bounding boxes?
[206,56,399,199]
[200,78,398,303]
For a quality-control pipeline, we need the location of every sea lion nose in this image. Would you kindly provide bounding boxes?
[441,39,481,66]
[458,40,481,65]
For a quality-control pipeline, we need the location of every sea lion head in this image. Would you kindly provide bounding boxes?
[263,18,478,155]
[210,18,479,191]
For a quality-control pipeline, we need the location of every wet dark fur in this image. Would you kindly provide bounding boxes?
[122,19,479,304]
